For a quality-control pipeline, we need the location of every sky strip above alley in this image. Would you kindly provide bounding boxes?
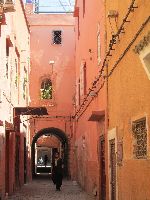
[25,0,75,13]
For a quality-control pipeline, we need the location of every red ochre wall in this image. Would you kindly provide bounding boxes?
[26,6,76,179]
[73,0,106,198]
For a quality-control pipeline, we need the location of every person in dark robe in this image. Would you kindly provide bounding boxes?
[51,152,63,191]
[44,155,48,167]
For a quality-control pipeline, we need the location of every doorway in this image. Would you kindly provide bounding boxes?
[109,139,116,200]
[24,138,27,184]
[5,131,9,194]
[99,136,106,200]
[15,135,20,188]
[31,127,68,178]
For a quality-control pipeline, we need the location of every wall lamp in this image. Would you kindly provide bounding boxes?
[89,91,97,97]
[49,60,55,74]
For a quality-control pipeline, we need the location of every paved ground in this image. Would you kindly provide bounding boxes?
[8,175,95,200]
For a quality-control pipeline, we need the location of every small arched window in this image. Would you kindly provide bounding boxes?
[40,79,52,99]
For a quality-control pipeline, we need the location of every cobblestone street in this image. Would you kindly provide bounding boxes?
[8,176,95,200]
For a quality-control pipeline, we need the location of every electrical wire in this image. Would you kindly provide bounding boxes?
[58,0,67,12]
[73,0,148,119]
[33,0,75,13]
[108,16,150,77]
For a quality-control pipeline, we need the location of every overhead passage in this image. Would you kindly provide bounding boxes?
[13,106,48,116]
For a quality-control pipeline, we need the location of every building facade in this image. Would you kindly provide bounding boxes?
[73,0,107,198]
[106,0,150,199]
[25,2,76,178]
[0,0,30,199]
[0,1,150,200]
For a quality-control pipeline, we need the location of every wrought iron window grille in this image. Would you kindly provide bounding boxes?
[52,30,62,45]
[132,118,147,159]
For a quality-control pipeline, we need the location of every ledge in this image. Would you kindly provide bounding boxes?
[88,110,105,121]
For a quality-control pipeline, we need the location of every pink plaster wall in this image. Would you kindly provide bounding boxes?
[0,0,30,198]
[28,14,75,115]
[73,0,106,198]
[106,1,150,199]
[26,10,75,176]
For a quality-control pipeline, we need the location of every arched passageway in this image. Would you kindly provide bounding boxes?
[31,127,68,178]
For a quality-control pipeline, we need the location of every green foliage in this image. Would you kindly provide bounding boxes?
[41,85,52,100]
[15,75,18,87]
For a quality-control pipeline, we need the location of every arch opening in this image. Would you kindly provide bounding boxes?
[31,127,69,178]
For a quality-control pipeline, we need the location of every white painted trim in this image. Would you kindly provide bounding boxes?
[139,43,150,80]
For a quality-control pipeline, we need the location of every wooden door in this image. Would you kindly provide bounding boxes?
[15,135,20,187]
[110,139,116,200]
[100,137,106,200]
[5,131,9,193]
[24,138,27,184]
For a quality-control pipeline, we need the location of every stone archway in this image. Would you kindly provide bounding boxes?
[31,127,69,178]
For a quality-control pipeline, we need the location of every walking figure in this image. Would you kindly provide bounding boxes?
[44,155,48,167]
[52,152,63,191]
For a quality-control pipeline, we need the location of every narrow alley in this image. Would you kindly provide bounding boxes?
[0,0,150,200]
[8,177,94,200]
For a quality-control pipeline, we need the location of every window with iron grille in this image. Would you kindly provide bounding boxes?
[40,79,52,99]
[52,30,62,45]
[132,118,147,159]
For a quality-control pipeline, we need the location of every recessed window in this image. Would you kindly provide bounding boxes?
[97,32,101,65]
[76,78,80,106]
[140,49,150,80]
[15,59,18,87]
[52,30,62,45]
[6,57,9,79]
[6,41,9,79]
[80,61,86,96]
[133,32,150,80]
[40,79,52,99]
[23,67,27,100]
[143,53,150,75]
[132,118,147,159]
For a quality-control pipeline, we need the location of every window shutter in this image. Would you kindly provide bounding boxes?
[76,79,80,106]
[97,32,101,65]
[80,61,86,96]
